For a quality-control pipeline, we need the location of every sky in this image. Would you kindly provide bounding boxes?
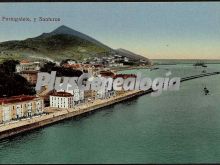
[0,2,220,59]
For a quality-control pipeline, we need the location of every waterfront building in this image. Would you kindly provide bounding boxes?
[109,63,124,67]
[93,74,116,100]
[99,70,115,77]
[84,90,96,101]
[94,70,116,99]
[96,88,116,99]
[113,74,137,95]
[57,83,85,105]
[49,92,74,109]
[0,96,44,123]
[113,74,137,79]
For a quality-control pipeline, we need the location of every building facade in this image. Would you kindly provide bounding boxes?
[57,83,85,105]
[16,60,40,73]
[50,92,74,109]
[0,96,44,123]
[96,88,116,99]
[20,71,38,85]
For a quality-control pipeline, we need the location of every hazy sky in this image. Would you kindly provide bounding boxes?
[0,2,220,59]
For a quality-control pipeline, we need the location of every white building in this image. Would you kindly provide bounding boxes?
[124,57,129,62]
[16,60,40,73]
[57,83,84,104]
[109,63,124,67]
[50,92,74,109]
[67,60,76,65]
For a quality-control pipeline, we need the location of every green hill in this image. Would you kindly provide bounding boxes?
[0,25,149,63]
[0,35,111,62]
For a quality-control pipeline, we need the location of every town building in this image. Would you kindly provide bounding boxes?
[19,71,38,85]
[16,60,40,85]
[57,83,85,105]
[0,95,44,123]
[99,70,115,77]
[16,60,40,73]
[62,63,100,76]
[49,92,74,109]
[109,63,124,67]
[124,57,129,62]
[92,72,116,99]
[113,74,137,95]
[96,88,116,99]
[84,90,96,101]
[62,63,83,71]
[67,60,77,65]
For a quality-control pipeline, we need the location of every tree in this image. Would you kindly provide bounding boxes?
[1,59,19,73]
[40,61,83,77]
[40,61,56,72]
[0,71,35,98]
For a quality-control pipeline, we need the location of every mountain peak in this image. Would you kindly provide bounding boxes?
[58,25,70,29]
[35,25,111,50]
[52,25,77,35]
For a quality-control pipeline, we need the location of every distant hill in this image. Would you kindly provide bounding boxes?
[116,48,149,62]
[0,25,150,63]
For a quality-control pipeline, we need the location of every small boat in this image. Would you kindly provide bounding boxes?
[150,67,159,71]
[204,87,210,95]
[194,61,207,68]
[202,64,207,68]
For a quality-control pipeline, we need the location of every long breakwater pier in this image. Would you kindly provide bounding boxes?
[0,71,220,140]
[180,71,220,82]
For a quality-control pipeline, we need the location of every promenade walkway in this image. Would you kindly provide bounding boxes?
[0,90,142,137]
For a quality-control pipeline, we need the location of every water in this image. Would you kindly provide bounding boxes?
[0,63,220,163]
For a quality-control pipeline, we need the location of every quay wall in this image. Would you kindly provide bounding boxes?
[0,90,148,140]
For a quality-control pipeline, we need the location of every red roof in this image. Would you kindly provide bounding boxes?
[93,64,103,68]
[20,60,30,64]
[83,64,92,68]
[113,74,137,79]
[63,64,82,69]
[0,95,36,105]
[100,70,115,77]
[50,92,73,97]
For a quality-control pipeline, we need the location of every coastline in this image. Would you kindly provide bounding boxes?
[0,90,150,140]
[1,67,219,140]
[111,65,151,72]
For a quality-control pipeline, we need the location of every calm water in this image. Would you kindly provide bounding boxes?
[1,64,220,163]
